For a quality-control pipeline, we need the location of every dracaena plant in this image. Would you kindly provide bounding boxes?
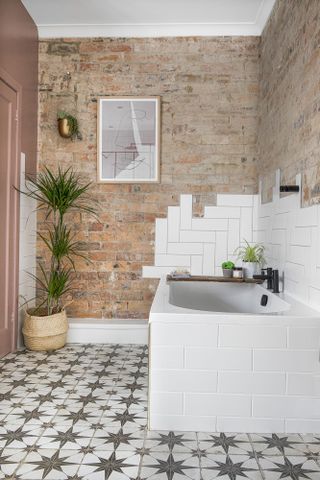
[20,167,97,316]
[235,240,266,266]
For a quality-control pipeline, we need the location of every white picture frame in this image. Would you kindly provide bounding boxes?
[97,96,160,183]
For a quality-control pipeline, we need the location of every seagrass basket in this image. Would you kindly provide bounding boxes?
[22,308,68,351]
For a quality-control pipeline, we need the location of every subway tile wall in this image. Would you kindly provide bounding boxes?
[143,194,255,278]
[254,170,320,309]
[149,321,320,433]
[143,168,320,310]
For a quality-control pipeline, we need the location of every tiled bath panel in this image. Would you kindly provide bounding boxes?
[0,345,320,479]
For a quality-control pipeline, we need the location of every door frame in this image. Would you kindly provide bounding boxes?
[0,66,22,352]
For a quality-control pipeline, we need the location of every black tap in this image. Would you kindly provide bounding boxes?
[253,268,280,293]
[272,269,280,293]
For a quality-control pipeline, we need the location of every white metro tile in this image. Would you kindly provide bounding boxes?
[288,327,320,349]
[252,395,320,418]
[202,243,215,276]
[217,417,285,434]
[219,325,287,348]
[218,372,286,394]
[240,208,253,242]
[204,206,241,219]
[151,369,217,393]
[151,346,184,369]
[143,266,178,278]
[272,212,288,229]
[217,194,254,207]
[295,205,318,227]
[285,418,320,433]
[184,347,252,370]
[151,323,218,346]
[149,392,183,415]
[288,245,309,265]
[168,206,180,242]
[308,286,320,308]
[271,229,286,245]
[253,349,320,372]
[192,218,228,231]
[228,219,240,254]
[180,195,193,230]
[180,230,216,243]
[155,254,190,267]
[284,262,305,281]
[185,393,251,417]
[191,255,203,275]
[167,243,203,255]
[215,231,228,267]
[149,414,216,432]
[287,373,320,396]
[155,218,168,254]
[290,227,312,246]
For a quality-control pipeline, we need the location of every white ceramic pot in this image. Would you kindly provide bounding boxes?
[243,262,258,279]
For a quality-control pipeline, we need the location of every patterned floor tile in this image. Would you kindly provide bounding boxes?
[141,452,201,480]
[258,455,320,479]
[198,433,253,456]
[13,448,83,479]
[201,454,262,480]
[1,344,320,480]
[0,448,27,478]
[298,434,320,455]
[249,433,311,456]
[90,426,146,451]
[145,431,198,453]
[77,450,141,479]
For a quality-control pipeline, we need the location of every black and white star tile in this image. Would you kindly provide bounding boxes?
[201,454,262,480]
[0,344,320,480]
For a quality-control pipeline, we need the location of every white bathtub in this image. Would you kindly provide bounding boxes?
[148,277,320,433]
[169,281,290,314]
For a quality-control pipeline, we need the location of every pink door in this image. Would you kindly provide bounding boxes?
[0,78,19,357]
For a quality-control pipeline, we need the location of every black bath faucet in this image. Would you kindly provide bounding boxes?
[253,268,280,293]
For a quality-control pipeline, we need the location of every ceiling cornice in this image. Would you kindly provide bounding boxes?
[37,20,267,39]
[31,0,277,38]
[254,0,276,33]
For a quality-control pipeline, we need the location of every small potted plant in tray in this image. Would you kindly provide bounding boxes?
[235,240,265,279]
[222,261,235,278]
[19,167,97,351]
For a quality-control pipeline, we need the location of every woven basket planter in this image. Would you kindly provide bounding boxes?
[22,309,68,351]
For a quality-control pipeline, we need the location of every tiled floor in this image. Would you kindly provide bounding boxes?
[0,345,320,479]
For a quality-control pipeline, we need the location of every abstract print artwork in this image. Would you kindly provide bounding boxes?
[98,97,160,183]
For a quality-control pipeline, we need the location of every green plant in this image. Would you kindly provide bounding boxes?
[57,110,82,140]
[222,261,235,270]
[20,167,97,316]
[235,240,265,265]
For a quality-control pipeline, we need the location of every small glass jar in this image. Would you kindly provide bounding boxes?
[233,267,243,279]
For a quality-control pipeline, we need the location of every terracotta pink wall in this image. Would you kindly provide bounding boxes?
[0,0,38,174]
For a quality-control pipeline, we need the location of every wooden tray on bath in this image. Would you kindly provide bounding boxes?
[166,274,263,284]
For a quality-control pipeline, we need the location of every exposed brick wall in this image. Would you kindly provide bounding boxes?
[38,37,260,318]
[259,0,320,205]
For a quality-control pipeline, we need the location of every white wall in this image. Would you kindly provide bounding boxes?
[144,171,320,311]
[254,170,320,310]
[143,194,255,279]
[18,153,36,347]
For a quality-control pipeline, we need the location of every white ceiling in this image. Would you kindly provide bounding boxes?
[22,0,276,38]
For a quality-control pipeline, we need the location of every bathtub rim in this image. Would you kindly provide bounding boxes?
[149,277,320,324]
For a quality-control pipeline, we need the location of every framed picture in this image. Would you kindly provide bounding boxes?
[97,96,160,183]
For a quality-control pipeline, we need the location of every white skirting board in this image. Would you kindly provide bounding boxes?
[67,318,149,345]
